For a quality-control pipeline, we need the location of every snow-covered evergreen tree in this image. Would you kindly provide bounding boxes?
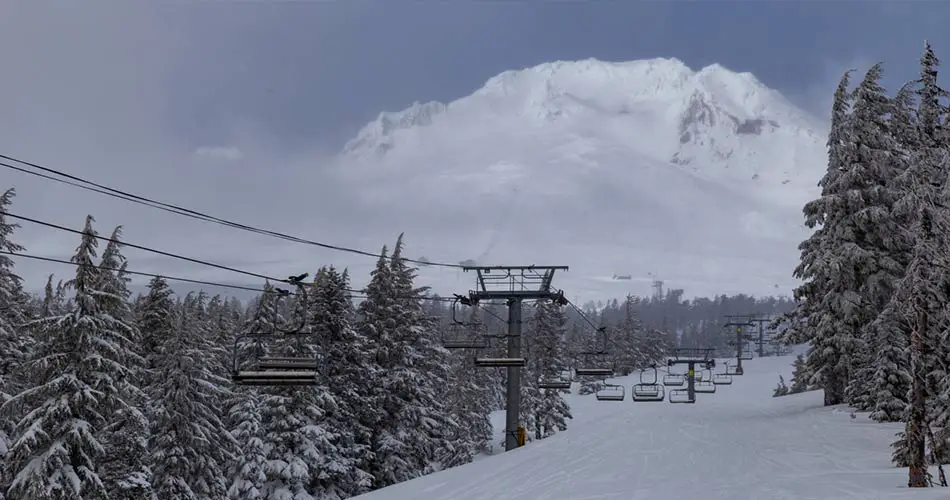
[149,291,237,499]
[4,215,140,500]
[308,266,374,497]
[227,388,266,500]
[0,188,29,498]
[791,69,863,406]
[256,281,339,500]
[788,353,810,395]
[530,299,572,439]
[96,228,153,500]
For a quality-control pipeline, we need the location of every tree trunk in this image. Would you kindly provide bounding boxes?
[907,308,929,488]
[823,367,845,406]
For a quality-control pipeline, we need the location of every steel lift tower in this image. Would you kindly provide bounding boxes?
[666,348,716,403]
[724,314,755,375]
[461,265,569,452]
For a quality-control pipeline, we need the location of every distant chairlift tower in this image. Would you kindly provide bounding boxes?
[724,314,755,375]
[460,265,569,452]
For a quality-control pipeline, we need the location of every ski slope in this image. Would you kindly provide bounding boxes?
[354,351,946,500]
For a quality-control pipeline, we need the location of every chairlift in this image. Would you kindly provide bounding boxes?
[441,323,489,350]
[739,345,754,361]
[474,356,527,368]
[232,333,321,386]
[574,327,613,378]
[632,365,665,402]
[231,275,321,386]
[595,383,625,402]
[713,363,734,385]
[668,388,695,404]
[663,372,685,387]
[538,379,572,390]
[694,369,716,393]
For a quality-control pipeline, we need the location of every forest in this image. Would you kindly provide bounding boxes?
[0,185,795,499]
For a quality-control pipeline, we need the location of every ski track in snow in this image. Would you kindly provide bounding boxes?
[353,351,947,500]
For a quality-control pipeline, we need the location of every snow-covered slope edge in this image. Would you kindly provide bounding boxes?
[351,353,945,500]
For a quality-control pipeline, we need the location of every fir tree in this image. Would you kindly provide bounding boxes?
[4,216,140,500]
[791,69,861,406]
[94,228,153,499]
[256,283,339,500]
[149,291,237,499]
[531,299,572,439]
[308,266,373,497]
[788,353,809,394]
[881,41,950,487]
[227,388,266,500]
[0,188,28,498]
[773,375,789,397]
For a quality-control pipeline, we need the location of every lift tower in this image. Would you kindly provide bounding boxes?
[666,348,716,403]
[724,314,754,375]
[462,265,569,452]
[748,315,772,358]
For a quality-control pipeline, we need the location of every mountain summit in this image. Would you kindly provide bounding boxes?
[334,58,827,299]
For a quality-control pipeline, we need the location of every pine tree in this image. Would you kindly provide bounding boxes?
[256,283,339,500]
[227,388,266,500]
[531,299,572,439]
[308,266,373,497]
[788,353,809,394]
[149,291,237,499]
[95,228,153,500]
[4,215,140,500]
[0,188,29,498]
[791,69,862,406]
[888,42,950,488]
[773,375,789,397]
[388,235,453,476]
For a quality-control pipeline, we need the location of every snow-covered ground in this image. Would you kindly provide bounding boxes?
[354,350,947,500]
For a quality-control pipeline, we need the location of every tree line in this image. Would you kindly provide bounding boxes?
[0,186,801,499]
[781,42,950,488]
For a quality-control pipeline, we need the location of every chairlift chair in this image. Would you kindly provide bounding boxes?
[574,349,613,378]
[739,345,754,361]
[595,383,625,402]
[713,363,734,385]
[473,357,527,368]
[632,365,666,402]
[441,323,490,350]
[668,388,695,404]
[662,372,686,387]
[538,378,572,390]
[694,369,717,393]
[232,333,320,386]
[574,327,614,378]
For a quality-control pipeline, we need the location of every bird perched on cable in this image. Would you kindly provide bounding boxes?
[288,272,309,284]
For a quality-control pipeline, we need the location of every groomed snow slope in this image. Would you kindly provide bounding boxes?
[353,353,946,500]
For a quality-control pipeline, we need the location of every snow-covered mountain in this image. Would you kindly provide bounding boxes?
[332,58,828,300]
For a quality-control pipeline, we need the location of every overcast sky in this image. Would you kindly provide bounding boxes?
[1,1,946,301]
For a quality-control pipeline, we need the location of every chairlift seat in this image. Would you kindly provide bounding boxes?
[712,374,733,385]
[694,381,716,393]
[663,374,685,387]
[443,338,488,349]
[632,384,665,402]
[595,384,625,402]
[668,388,695,404]
[538,380,571,390]
[474,357,526,368]
[232,370,319,386]
[257,357,320,370]
[575,367,613,377]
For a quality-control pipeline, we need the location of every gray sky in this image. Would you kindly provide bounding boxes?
[1,1,947,301]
